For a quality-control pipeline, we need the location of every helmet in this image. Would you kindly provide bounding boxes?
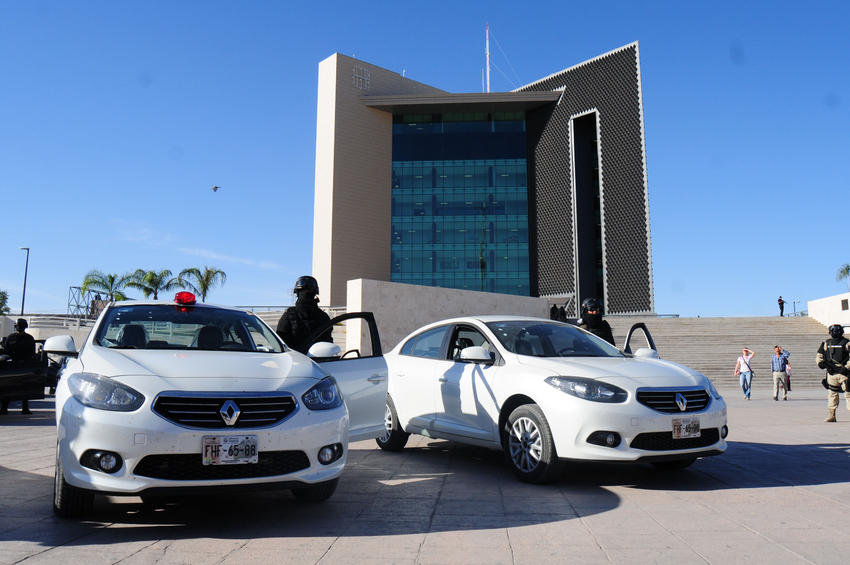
[581,297,602,315]
[829,324,845,339]
[14,318,28,331]
[293,275,319,295]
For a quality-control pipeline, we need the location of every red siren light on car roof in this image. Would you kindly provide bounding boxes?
[174,292,196,305]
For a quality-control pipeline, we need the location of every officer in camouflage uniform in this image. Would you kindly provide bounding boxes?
[816,324,850,422]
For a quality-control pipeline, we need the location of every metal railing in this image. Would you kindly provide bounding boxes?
[19,315,97,330]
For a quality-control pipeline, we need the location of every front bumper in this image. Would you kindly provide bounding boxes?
[57,397,349,495]
[544,394,728,462]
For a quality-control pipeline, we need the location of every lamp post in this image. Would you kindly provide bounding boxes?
[20,247,30,315]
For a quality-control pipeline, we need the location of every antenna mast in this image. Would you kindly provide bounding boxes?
[485,23,491,93]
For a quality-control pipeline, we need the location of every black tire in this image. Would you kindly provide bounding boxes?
[291,478,338,502]
[650,457,697,470]
[375,396,409,451]
[504,404,561,484]
[53,444,94,518]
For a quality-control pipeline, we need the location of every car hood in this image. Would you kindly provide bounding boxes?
[79,346,325,389]
[515,355,708,388]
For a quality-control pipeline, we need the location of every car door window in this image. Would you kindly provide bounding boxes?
[403,326,450,359]
[449,326,494,360]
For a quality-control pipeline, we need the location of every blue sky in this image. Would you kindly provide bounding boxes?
[1,0,848,317]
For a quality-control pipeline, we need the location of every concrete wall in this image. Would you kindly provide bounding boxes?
[0,316,91,350]
[808,292,850,327]
[345,278,549,354]
[312,53,445,307]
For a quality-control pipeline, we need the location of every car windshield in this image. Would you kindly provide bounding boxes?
[485,320,623,358]
[93,304,285,353]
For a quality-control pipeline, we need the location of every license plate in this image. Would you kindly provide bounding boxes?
[202,435,258,465]
[672,416,700,439]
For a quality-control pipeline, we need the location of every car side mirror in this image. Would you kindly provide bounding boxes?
[634,347,659,359]
[307,341,342,359]
[459,346,494,365]
[44,335,78,358]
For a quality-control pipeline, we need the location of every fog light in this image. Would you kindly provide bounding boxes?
[317,443,343,465]
[721,425,728,439]
[80,449,123,474]
[586,431,621,448]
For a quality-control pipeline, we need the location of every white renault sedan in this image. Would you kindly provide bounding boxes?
[45,293,387,517]
[377,316,727,483]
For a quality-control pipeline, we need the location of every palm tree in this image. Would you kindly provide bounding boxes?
[838,264,850,290]
[178,266,227,302]
[126,269,181,300]
[81,270,131,302]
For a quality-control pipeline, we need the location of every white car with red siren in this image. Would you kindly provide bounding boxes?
[45,292,387,517]
[376,316,727,483]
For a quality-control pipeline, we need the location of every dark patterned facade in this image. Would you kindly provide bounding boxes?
[519,44,653,314]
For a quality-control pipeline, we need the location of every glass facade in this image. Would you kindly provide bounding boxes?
[391,112,530,295]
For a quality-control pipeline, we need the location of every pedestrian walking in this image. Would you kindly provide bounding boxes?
[734,348,755,400]
[770,345,790,401]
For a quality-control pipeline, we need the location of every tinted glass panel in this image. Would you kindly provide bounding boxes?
[485,321,623,358]
[392,112,530,296]
[402,326,449,359]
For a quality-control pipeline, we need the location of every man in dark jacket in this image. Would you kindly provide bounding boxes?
[276,276,333,354]
[1,319,35,415]
[577,297,615,346]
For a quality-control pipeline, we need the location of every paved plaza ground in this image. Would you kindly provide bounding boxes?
[1,384,849,564]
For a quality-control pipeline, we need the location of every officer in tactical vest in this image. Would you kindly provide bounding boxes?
[577,297,615,346]
[0,319,35,415]
[816,324,850,422]
[276,276,333,354]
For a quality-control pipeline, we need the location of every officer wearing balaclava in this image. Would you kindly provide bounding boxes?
[276,276,333,354]
[817,324,850,422]
[577,297,615,346]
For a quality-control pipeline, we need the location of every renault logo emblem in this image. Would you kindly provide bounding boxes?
[220,400,241,426]
[675,393,687,412]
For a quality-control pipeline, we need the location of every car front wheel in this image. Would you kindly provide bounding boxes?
[504,404,561,484]
[53,444,94,518]
[375,396,409,451]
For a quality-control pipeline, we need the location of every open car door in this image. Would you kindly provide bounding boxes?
[307,312,388,442]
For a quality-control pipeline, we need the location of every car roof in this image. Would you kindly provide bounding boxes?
[103,300,250,314]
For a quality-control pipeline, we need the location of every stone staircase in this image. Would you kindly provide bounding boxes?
[606,316,828,389]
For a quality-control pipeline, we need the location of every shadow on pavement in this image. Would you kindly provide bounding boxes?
[0,398,55,427]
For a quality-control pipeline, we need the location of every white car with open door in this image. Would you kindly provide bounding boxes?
[44,292,387,517]
[377,316,727,483]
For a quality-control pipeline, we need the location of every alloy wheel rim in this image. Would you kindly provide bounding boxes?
[508,416,542,472]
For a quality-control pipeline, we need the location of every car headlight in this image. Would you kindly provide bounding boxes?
[705,378,722,400]
[302,377,343,410]
[68,373,145,412]
[545,376,628,403]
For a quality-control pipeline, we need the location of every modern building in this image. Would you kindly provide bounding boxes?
[313,42,653,316]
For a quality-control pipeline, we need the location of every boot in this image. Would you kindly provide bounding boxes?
[825,409,837,422]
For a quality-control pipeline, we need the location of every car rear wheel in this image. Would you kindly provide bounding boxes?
[53,444,94,518]
[504,404,561,484]
[376,396,409,451]
[650,457,696,470]
[291,478,338,502]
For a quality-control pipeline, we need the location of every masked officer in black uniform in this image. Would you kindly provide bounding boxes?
[816,324,850,422]
[276,276,333,354]
[577,297,615,346]
[1,319,35,415]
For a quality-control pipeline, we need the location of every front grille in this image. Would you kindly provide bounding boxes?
[636,389,710,413]
[630,428,720,451]
[134,451,310,480]
[153,394,297,429]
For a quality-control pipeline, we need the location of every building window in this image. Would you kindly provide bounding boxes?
[391,112,529,295]
[841,299,848,311]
